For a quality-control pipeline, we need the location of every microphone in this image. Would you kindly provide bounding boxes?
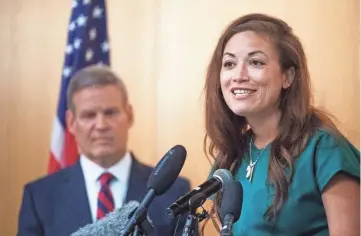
[219,180,243,236]
[166,169,233,218]
[122,145,187,235]
[70,201,153,236]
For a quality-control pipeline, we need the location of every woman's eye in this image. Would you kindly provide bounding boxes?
[223,61,235,68]
[250,59,265,67]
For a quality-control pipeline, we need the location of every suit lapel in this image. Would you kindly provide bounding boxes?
[125,153,149,203]
[59,162,92,228]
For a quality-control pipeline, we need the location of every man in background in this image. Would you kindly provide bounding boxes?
[17,65,191,236]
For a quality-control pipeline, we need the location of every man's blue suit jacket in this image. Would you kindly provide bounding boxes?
[17,156,191,236]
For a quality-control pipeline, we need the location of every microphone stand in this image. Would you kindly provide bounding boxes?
[126,208,149,236]
[182,215,198,236]
[219,214,234,236]
[181,193,209,236]
[132,225,143,236]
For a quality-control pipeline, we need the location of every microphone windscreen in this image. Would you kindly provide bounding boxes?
[71,201,140,236]
[147,145,187,195]
[220,180,243,222]
[213,169,233,183]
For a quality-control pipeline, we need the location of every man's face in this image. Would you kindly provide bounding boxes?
[66,85,133,164]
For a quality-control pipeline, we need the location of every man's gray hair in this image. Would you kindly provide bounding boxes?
[66,65,128,111]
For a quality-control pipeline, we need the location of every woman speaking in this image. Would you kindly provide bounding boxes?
[203,13,360,236]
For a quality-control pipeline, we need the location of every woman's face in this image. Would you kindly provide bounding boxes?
[220,31,292,119]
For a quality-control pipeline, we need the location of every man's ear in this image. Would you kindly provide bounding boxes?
[283,66,295,89]
[126,104,134,128]
[66,109,76,135]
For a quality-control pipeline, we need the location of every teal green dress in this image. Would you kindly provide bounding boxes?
[221,130,359,235]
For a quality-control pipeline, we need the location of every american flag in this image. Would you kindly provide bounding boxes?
[48,0,111,174]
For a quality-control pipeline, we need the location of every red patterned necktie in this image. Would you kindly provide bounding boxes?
[96,172,115,219]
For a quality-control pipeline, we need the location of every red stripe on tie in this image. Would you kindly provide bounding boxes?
[99,189,114,210]
[97,207,105,220]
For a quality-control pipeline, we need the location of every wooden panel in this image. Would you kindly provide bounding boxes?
[107,0,158,166]
[0,1,70,234]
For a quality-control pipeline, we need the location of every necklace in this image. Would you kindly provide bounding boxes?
[246,137,267,182]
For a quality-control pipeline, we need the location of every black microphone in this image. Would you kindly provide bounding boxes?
[122,145,187,235]
[166,169,232,218]
[219,180,243,236]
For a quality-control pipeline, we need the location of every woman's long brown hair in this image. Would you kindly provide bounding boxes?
[201,13,341,233]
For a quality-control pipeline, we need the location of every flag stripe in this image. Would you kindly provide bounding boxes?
[50,118,65,163]
[48,153,62,174]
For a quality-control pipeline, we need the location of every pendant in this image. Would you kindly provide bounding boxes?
[246,164,254,182]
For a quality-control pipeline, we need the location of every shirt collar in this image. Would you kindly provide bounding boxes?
[80,152,132,184]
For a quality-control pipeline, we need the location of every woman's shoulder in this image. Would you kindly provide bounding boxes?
[302,128,360,192]
[310,128,359,153]
[301,127,360,167]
